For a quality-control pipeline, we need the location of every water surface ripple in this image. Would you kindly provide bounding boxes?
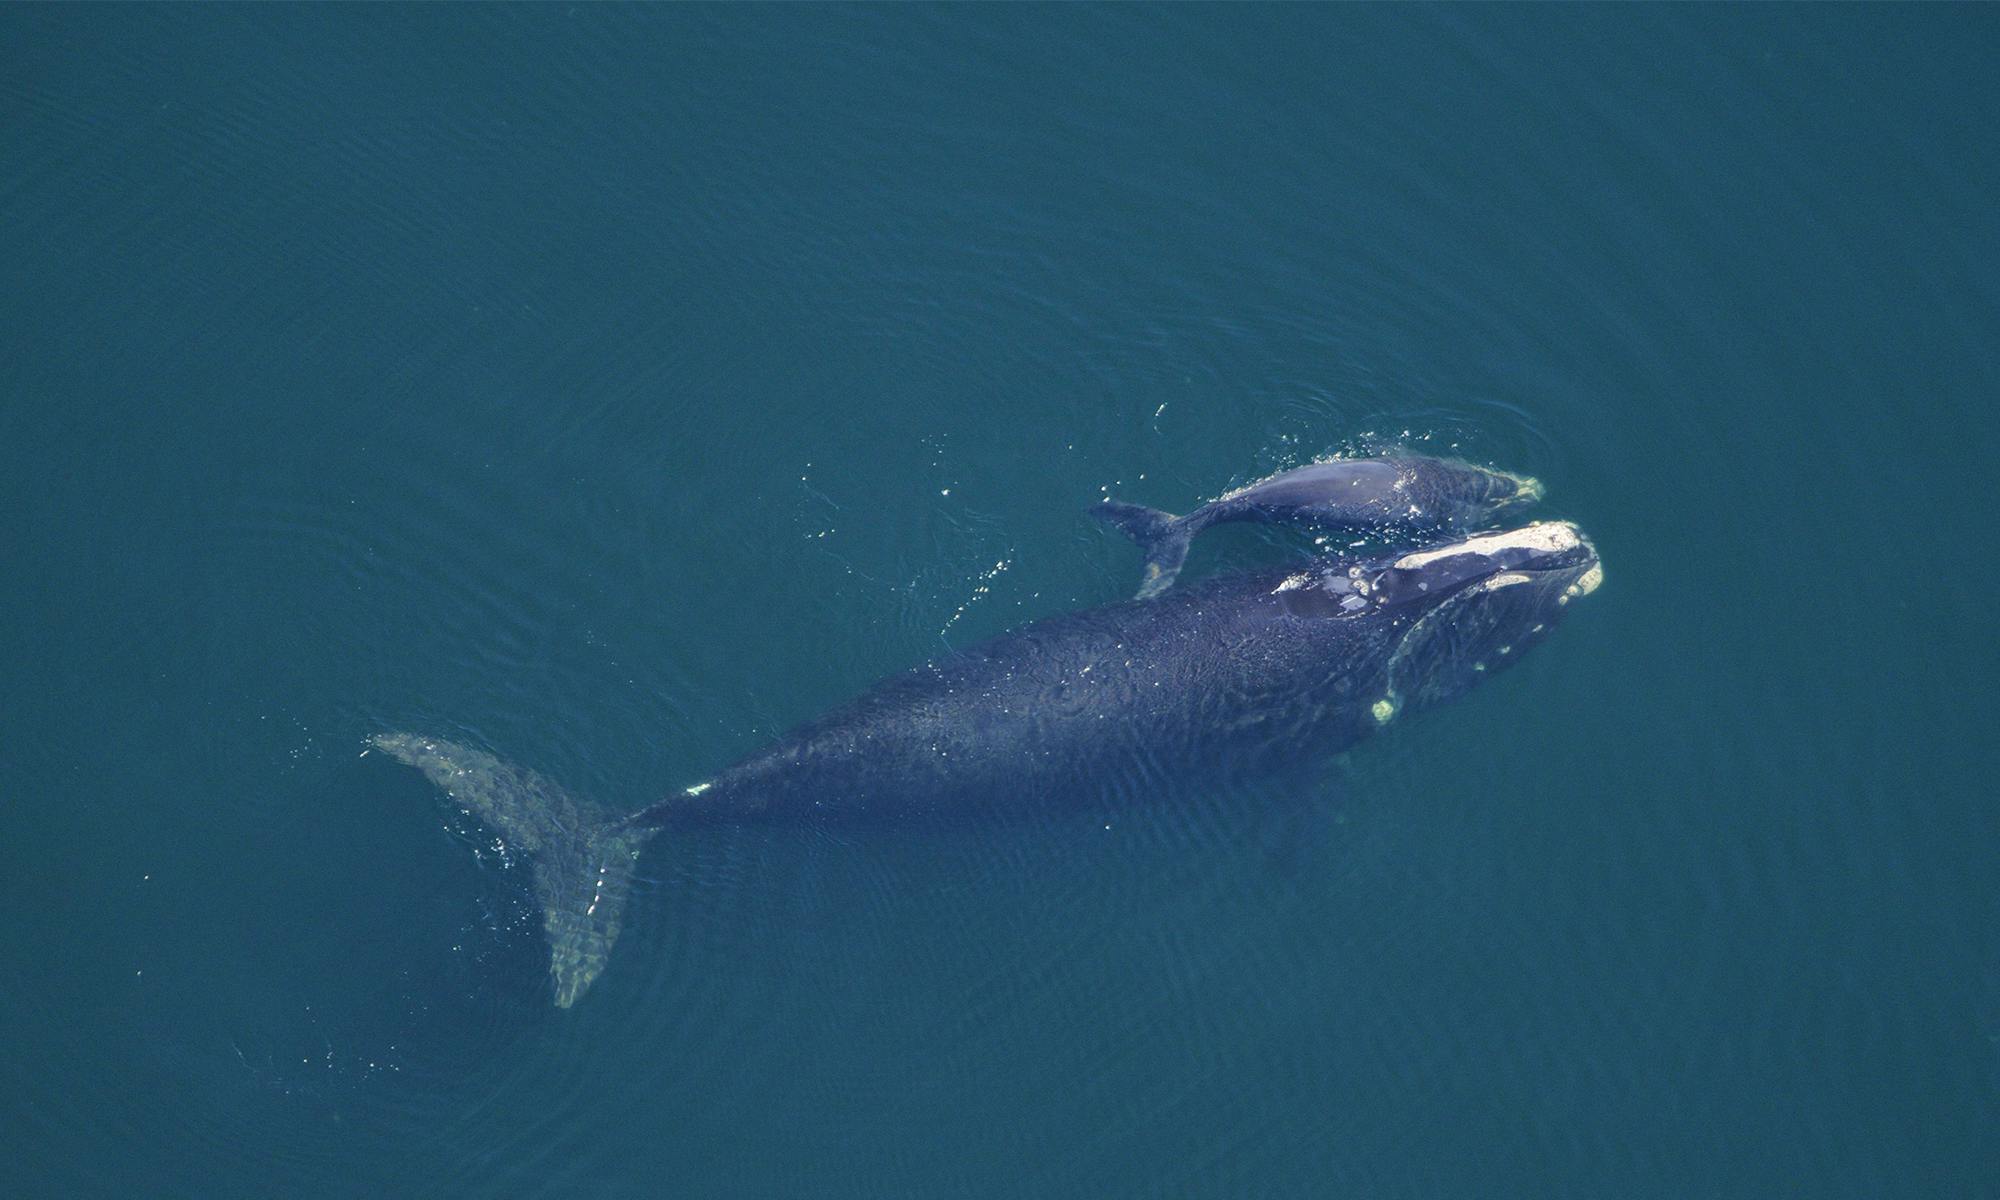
[2,6,1994,1198]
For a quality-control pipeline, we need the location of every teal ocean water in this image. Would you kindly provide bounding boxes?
[3,6,1995,1197]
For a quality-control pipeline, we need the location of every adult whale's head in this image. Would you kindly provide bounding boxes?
[1273,521,1601,720]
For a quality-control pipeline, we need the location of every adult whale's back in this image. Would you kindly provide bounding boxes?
[659,566,1396,827]
[375,522,1601,1006]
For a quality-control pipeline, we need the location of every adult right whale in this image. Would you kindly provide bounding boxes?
[1093,455,1544,599]
[373,521,1602,1007]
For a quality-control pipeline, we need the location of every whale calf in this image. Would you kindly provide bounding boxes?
[1092,455,1543,599]
[375,521,1600,1007]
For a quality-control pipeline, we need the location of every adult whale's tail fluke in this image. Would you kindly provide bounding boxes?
[1090,500,1195,600]
[368,733,655,1008]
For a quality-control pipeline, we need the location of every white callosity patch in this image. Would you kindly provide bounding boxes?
[1558,564,1606,606]
[1475,571,1533,593]
[1393,521,1582,570]
[1497,470,1546,502]
[1370,697,1398,724]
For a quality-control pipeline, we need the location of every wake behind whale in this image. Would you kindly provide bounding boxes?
[376,503,1601,1006]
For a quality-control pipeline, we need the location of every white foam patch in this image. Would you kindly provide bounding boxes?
[1394,522,1582,570]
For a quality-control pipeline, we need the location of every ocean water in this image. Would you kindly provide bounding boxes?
[3,6,1995,1197]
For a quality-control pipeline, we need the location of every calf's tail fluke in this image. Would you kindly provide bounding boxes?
[368,732,657,1008]
[1090,499,1193,599]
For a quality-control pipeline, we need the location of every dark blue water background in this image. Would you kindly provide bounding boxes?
[3,6,1995,1197]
